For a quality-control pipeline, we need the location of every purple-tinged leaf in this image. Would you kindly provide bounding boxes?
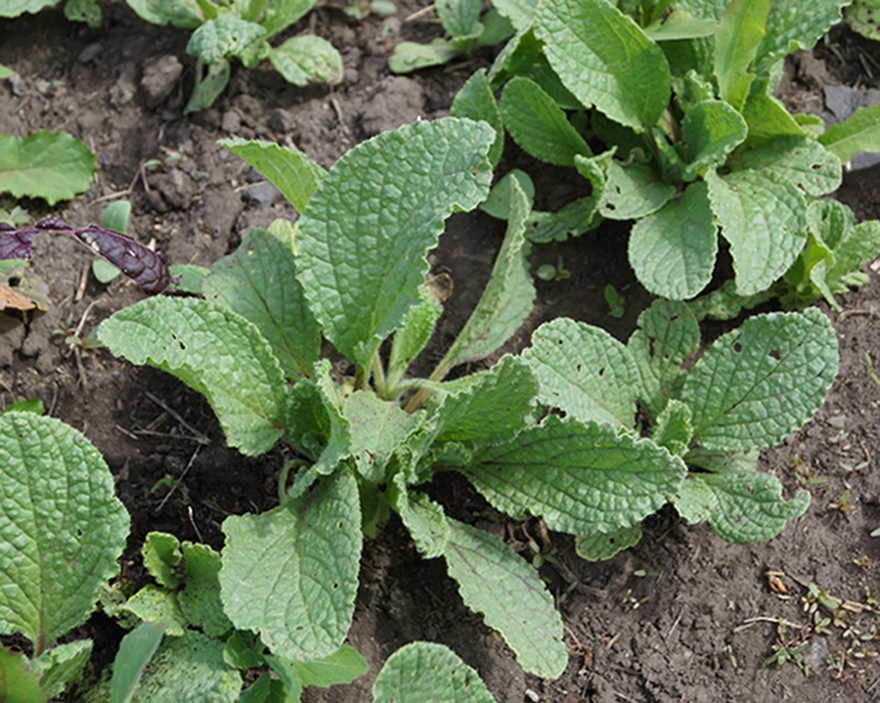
[0,218,173,294]
[0,222,35,260]
[73,225,171,294]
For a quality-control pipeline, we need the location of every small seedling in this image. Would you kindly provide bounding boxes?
[536,255,570,281]
[604,284,625,318]
[764,622,811,675]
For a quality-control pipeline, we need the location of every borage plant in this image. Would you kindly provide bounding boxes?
[125,0,344,111]
[63,117,837,696]
[458,0,880,310]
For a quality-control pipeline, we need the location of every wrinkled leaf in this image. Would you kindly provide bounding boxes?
[28,639,92,700]
[443,519,566,678]
[220,469,362,661]
[269,35,343,86]
[524,317,638,427]
[203,227,320,380]
[818,103,880,163]
[296,118,493,369]
[372,642,494,703]
[462,415,687,535]
[110,623,167,703]
[600,159,675,221]
[535,0,670,132]
[98,297,286,456]
[388,39,461,73]
[682,308,838,451]
[450,69,505,168]
[575,525,642,561]
[0,413,129,654]
[713,0,768,110]
[0,646,45,703]
[186,15,266,64]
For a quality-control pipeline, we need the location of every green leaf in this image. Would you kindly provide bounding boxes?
[260,0,316,37]
[114,584,186,636]
[220,469,362,661]
[626,299,700,419]
[386,285,443,390]
[431,355,538,447]
[177,541,233,637]
[848,0,880,41]
[223,632,265,670]
[64,0,101,27]
[436,0,481,39]
[524,196,600,243]
[185,59,230,113]
[599,159,675,221]
[462,415,687,534]
[523,317,638,427]
[575,525,642,561]
[124,0,203,28]
[741,93,807,143]
[387,39,461,73]
[450,70,505,168]
[828,220,880,283]
[142,531,183,589]
[344,391,422,483]
[169,264,210,294]
[443,519,566,678]
[432,177,533,377]
[202,228,320,380]
[684,447,756,475]
[491,0,536,30]
[713,0,768,110]
[186,15,266,64]
[0,0,56,17]
[818,103,880,163]
[628,180,717,300]
[652,399,693,455]
[499,77,591,166]
[643,9,718,40]
[479,169,535,220]
[0,646,45,703]
[392,487,450,559]
[372,642,494,703]
[535,0,670,132]
[29,639,92,700]
[704,168,806,296]
[681,100,748,178]
[110,623,167,703]
[296,118,493,369]
[700,470,810,543]
[285,362,353,497]
[0,131,97,205]
[1,399,44,416]
[0,413,129,654]
[219,139,324,214]
[92,200,132,283]
[291,645,368,688]
[754,0,849,71]
[671,475,718,524]
[128,631,241,703]
[261,656,303,699]
[269,35,344,86]
[99,298,285,456]
[682,308,838,451]
[0,65,13,79]
[728,136,842,197]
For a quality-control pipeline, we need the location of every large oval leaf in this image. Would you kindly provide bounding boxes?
[296,118,494,368]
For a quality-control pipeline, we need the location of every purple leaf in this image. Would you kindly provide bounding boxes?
[0,218,173,294]
[0,223,35,260]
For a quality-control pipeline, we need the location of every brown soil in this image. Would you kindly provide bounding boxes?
[2,4,880,702]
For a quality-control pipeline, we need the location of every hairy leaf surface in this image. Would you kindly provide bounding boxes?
[297,119,493,368]
[372,642,495,703]
[628,181,717,300]
[443,519,566,678]
[462,415,687,534]
[99,297,285,455]
[682,308,838,450]
[220,469,361,661]
[535,0,670,132]
[524,318,638,427]
[0,413,128,653]
[203,227,320,379]
[269,35,343,86]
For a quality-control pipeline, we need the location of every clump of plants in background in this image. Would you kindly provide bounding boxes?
[455,0,880,311]
[125,0,344,111]
[0,0,101,26]
[389,0,514,72]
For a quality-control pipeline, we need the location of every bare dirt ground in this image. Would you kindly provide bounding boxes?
[2,4,880,702]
